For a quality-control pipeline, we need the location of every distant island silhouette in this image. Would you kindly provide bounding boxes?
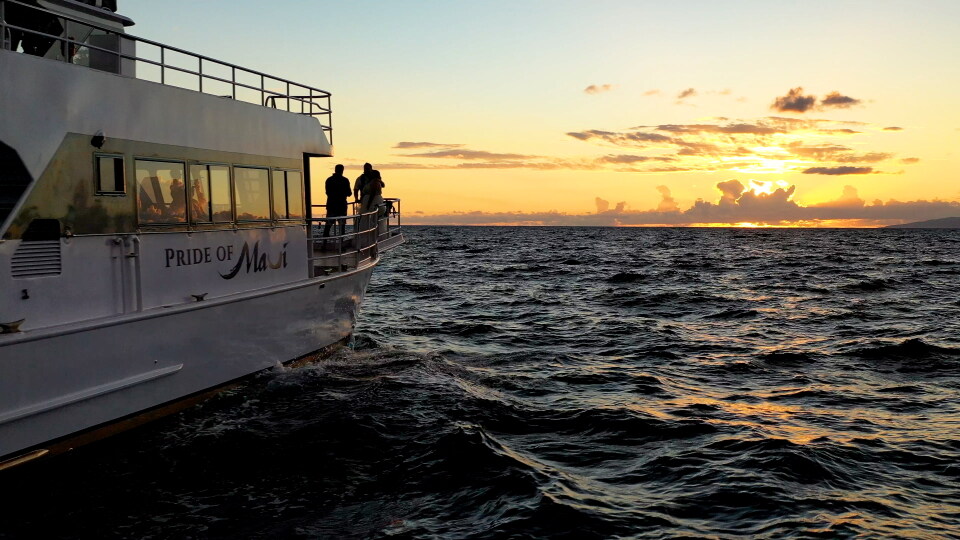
[886,217,960,229]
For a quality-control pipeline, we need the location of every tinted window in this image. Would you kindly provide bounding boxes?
[136,160,186,223]
[209,166,232,222]
[234,167,270,221]
[96,155,125,194]
[272,170,287,220]
[286,171,303,218]
[271,170,303,220]
[189,165,210,222]
[190,164,232,223]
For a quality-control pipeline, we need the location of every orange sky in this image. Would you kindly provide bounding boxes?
[128,1,960,226]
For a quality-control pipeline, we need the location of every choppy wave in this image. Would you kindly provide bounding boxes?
[3,226,959,539]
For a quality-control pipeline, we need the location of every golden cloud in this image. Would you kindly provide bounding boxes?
[406,183,960,227]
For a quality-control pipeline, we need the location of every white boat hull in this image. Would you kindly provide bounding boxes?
[0,266,372,459]
[0,2,404,465]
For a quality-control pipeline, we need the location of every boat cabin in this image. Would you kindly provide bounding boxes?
[0,0,402,334]
[0,0,403,471]
[2,0,133,74]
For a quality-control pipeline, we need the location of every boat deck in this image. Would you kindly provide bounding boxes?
[309,198,403,276]
[0,0,332,140]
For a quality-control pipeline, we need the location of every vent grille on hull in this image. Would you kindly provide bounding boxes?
[11,241,62,278]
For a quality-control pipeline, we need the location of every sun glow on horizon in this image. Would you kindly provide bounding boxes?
[124,1,959,227]
[743,180,793,197]
[726,156,805,175]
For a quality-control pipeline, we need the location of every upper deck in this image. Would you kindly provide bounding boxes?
[0,0,332,139]
[1,0,338,237]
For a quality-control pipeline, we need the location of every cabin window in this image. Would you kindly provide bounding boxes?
[95,154,125,195]
[271,170,303,220]
[135,160,187,224]
[233,167,271,221]
[189,164,233,223]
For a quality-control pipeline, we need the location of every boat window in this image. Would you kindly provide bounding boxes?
[271,170,303,220]
[286,171,303,219]
[233,167,271,221]
[189,164,232,223]
[95,154,125,195]
[271,171,287,220]
[83,30,122,73]
[135,160,187,224]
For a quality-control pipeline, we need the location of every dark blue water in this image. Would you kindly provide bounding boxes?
[3,226,960,538]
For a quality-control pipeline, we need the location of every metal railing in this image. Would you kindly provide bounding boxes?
[307,199,403,277]
[0,0,332,141]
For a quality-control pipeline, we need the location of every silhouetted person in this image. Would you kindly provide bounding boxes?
[6,0,63,56]
[361,170,384,214]
[323,164,351,239]
[353,162,374,203]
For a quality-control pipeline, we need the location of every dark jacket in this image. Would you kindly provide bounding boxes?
[325,174,351,214]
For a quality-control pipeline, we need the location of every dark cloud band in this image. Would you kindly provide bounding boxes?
[802,166,874,175]
[771,87,817,113]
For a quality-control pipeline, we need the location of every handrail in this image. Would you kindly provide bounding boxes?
[306,200,402,277]
[0,0,333,141]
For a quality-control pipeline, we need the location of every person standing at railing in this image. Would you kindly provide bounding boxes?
[323,164,351,240]
[353,162,374,204]
[358,168,385,214]
[352,164,384,250]
[362,170,386,246]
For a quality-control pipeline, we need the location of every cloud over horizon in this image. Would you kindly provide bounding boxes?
[385,110,911,175]
[821,91,862,109]
[771,87,866,113]
[384,94,915,177]
[677,88,697,100]
[384,143,680,172]
[401,149,537,160]
[565,115,906,175]
[802,166,875,175]
[405,182,960,227]
[585,84,616,94]
[393,141,464,149]
[656,185,680,212]
[772,87,817,113]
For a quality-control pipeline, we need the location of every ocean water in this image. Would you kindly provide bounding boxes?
[3,226,960,538]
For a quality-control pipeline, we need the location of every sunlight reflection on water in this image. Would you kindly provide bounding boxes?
[2,226,958,538]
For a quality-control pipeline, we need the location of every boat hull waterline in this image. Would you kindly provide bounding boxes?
[0,0,403,466]
[0,264,372,461]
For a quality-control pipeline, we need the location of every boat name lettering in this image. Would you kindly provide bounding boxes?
[219,241,288,280]
[164,245,237,268]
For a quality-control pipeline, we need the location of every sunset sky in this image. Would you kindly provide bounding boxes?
[124,1,960,226]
